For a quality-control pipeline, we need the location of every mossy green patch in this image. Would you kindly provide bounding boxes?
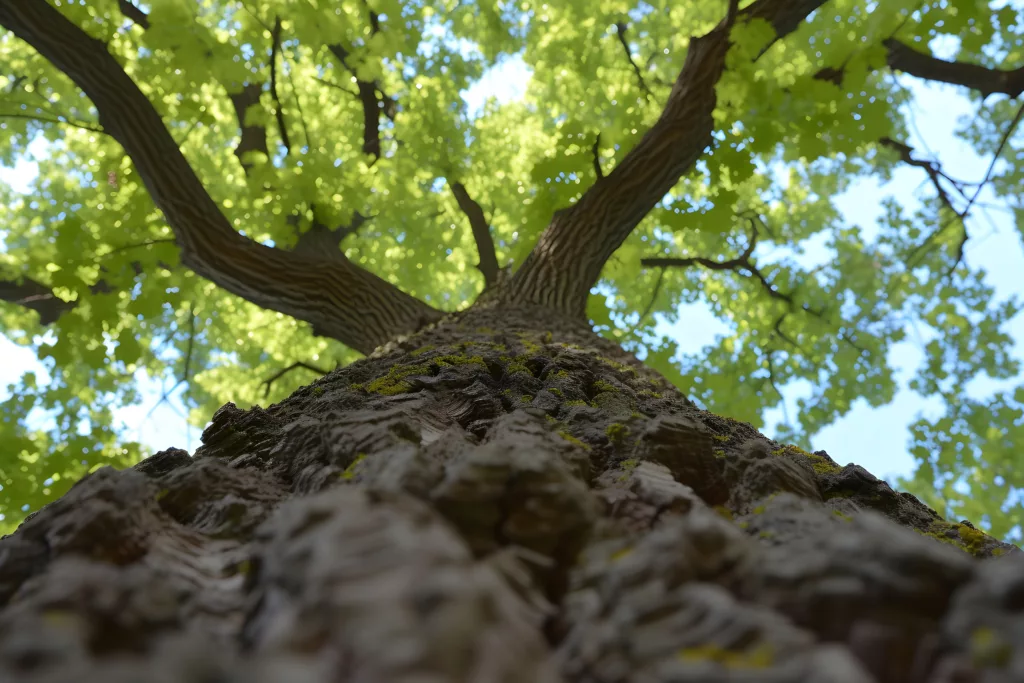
[610,546,634,561]
[341,453,367,480]
[598,356,639,376]
[365,361,432,395]
[772,444,841,475]
[520,394,533,402]
[617,457,640,482]
[312,386,324,396]
[969,626,1012,667]
[605,423,630,444]
[410,345,436,356]
[558,431,591,450]
[677,643,774,668]
[956,523,988,555]
[637,389,662,398]
[564,399,588,408]
[712,434,730,443]
[515,332,544,354]
[593,379,617,393]
[548,387,563,398]
[713,505,734,521]
[435,353,487,370]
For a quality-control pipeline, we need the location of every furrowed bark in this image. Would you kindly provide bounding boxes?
[507,0,828,317]
[450,181,500,288]
[885,39,1024,98]
[0,0,441,355]
[0,309,1017,683]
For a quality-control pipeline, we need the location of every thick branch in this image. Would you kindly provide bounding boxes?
[0,0,441,355]
[327,44,383,158]
[507,0,827,315]
[449,181,500,288]
[291,210,368,262]
[0,275,76,324]
[227,83,269,173]
[884,39,1024,98]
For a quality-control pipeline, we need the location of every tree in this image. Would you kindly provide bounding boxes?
[0,0,1022,679]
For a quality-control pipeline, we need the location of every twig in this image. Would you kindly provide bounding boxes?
[626,266,665,337]
[270,17,291,153]
[261,361,330,397]
[0,112,104,134]
[614,22,652,100]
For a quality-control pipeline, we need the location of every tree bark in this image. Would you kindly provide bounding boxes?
[0,304,1017,683]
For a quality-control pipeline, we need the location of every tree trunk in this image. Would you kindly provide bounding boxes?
[0,304,1018,683]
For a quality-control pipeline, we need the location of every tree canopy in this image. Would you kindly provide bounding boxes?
[0,0,1022,537]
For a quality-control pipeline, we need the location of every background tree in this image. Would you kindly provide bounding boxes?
[1,0,1024,680]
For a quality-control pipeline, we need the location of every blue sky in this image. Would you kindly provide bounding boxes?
[1,53,1021,488]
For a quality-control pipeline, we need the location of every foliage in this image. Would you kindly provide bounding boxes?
[0,0,1022,536]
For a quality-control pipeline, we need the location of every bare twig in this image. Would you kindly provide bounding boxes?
[614,22,653,100]
[626,266,665,337]
[0,111,104,134]
[260,361,330,397]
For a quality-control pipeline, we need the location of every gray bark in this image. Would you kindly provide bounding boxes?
[0,305,1018,683]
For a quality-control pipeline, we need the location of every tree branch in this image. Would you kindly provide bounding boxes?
[0,275,76,324]
[449,181,500,288]
[117,0,149,29]
[325,9,393,160]
[291,209,368,261]
[0,0,441,355]
[879,137,964,215]
[884,39,1024,98]
[327,44,384,159]
[227,83,269,173]
[508,0,827,315]
[260,361,330,398]
[642,219,830,322]
[269,17,291,154]
[614,22,653,100]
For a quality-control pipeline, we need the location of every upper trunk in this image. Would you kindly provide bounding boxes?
[0,303,1018,683]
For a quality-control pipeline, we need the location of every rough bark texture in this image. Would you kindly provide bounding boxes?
[0,307,1019,683]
